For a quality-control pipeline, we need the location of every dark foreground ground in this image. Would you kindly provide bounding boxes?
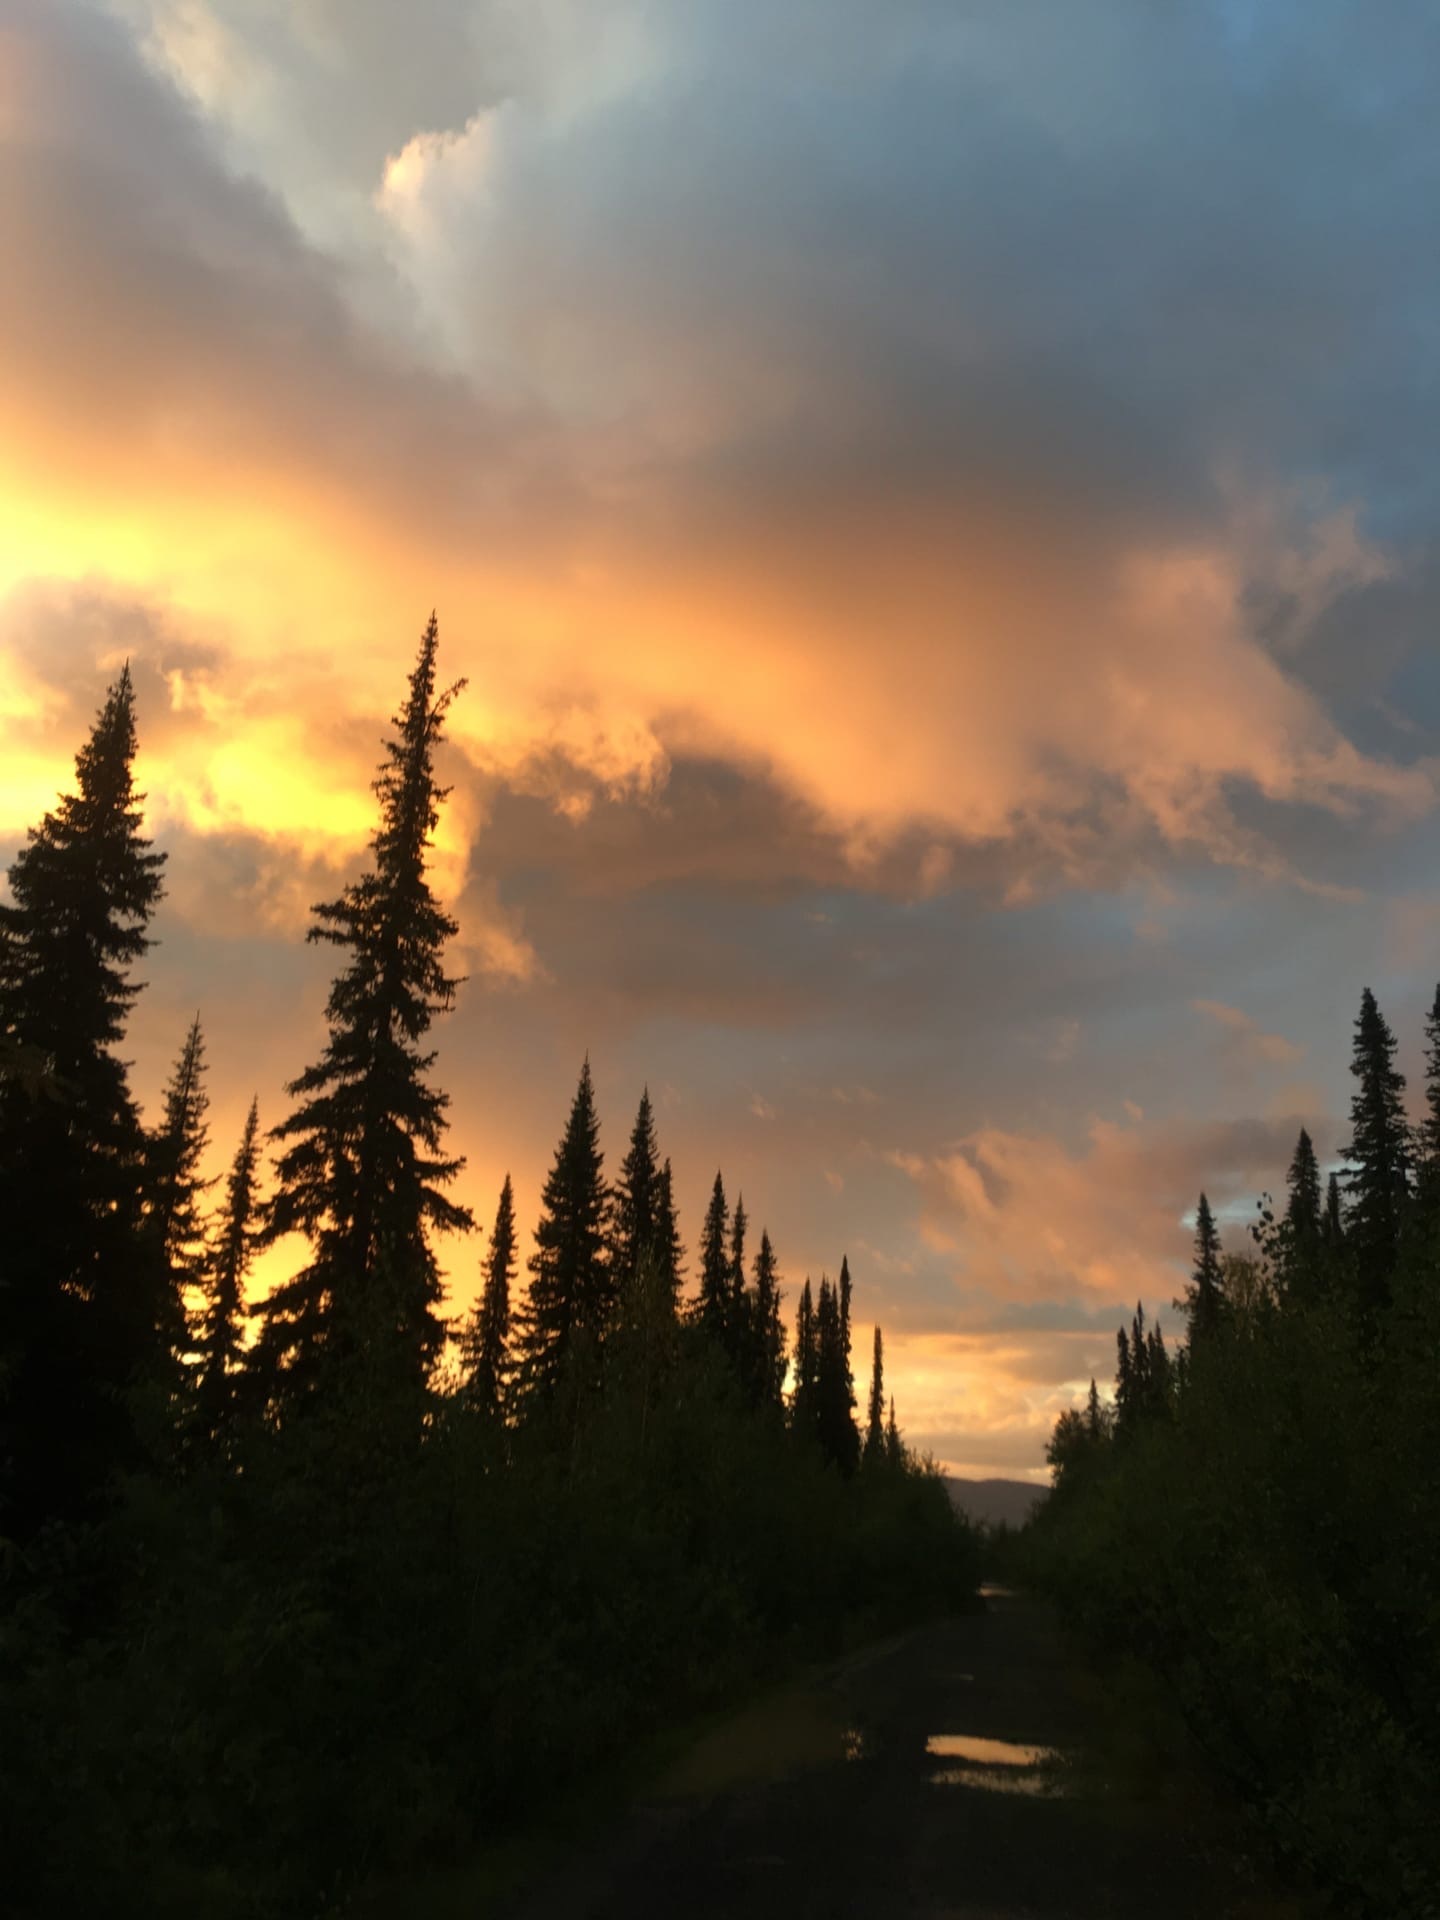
[371,1590,1298,1920]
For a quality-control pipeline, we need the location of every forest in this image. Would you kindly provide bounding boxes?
[1032,985,1440,1915]
[0,619,976,1918]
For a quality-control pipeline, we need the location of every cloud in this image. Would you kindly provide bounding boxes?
[1191,997,1305,1067]
[887,1111,1313,1307]
[5,0,1437,907]
[12,0,1440,1482]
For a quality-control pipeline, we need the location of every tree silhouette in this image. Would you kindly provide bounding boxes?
[461,1174,516,1427]
[1145,1321,1171,1412]
[1285,1128,1322,1242]
[1181,1193,1226,1345]
[1085,1377,1105,1441]
[145,1014,213,1374]
[657,1157,685,1309]
[816,1275,860,1473]
[791,1277,818,1440]
[728,1192,749,1364]
[199,1096,260,1447]
[838,1254,858,1438]
[257,617,471,1410]
[1419,982,1440,1190]
[611,1089,662,1317]
[1323,1170,1345,1247]
[513,1058,609,1415]
[0,629,975,1920]
[0,664,166,1528]
[1342,986,1410,1319]
[748,1227,786,1411]
[864,1325,885,1465]
[695,1171,730,1341]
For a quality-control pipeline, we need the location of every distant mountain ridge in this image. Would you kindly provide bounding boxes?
[943,1476,1047,1529]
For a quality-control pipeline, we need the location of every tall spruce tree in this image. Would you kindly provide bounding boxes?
[198,1097,260,1447]
[838,1254,858,1433]
[0,664,166,1529]
[611,1089,662,1315]
[1116,1302,1155,1433]
[728,1193,749,1362]
[748,1227,786,1411]
[1279,1127,1324,1304]
[1181,1193,1226,1346]
[512,1060,609,1415]
[791,1277,818,1439]
[657,1157,685,1309]
[257,618,472,1409]
[1285,1128,1322,1243]
[885,1394,903,1469]
[695,1171,730,1340]
[145,1014,213,1370]
[864,1325,885,1465]
[1341,986,1410,1317]
[815,1274,860,1473]
[461,1174,516,1426]
[1115,1324,1133,1425]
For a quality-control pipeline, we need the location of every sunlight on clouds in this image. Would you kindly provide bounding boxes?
[377,114,498,226]
[1192,997,1304,1068]
[10,0,1440,1481]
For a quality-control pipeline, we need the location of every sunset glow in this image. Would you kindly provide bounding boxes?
[8,0,1440,1478]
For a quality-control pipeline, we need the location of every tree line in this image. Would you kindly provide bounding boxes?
[0,619,972,1918]
[1036,981,1440,1915]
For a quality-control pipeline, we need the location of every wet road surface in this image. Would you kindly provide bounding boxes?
[496,1589,1285,1920]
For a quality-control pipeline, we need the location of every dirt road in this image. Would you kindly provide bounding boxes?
[494,1589,1286,1919]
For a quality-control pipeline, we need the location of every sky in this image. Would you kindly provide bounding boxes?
[5,0,1440,1479]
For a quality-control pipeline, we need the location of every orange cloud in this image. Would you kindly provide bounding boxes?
[1191,998,1305,1067]
[887,1109,1318,1309]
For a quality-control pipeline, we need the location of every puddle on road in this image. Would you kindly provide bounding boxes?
[925,1733,1068,1798]
[927,1735,1049,1766]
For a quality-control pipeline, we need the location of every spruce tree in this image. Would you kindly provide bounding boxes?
[1118,1302,1154,1432]
[816,1275,860,1473]
[512,1060,609,1415]
[0,664,166,1528]
[1419,983,1440,1185]
[1341,986,1411,1317]
[695,1171,730,1340]
[1145,1322,1171,1416]
[1115,1325,1133,1429]
[749,1227,786,1411]
[1324,1171,1345,1247]
[257,617,472,1409]
[838,1254,858,1438]
[198,1097,260,1448]
[461,1174,516,1426]
[885,1394,903,1469]
[791,1277,818,1439]
[1181,1193,1226,1346]
[864,1325,885,1465]
[145,1014,213,1370]
[611,1089,662,1313]
[728,1192,749,1362]
[657,1157,685,1309]
[1285,1128,1322,1243]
